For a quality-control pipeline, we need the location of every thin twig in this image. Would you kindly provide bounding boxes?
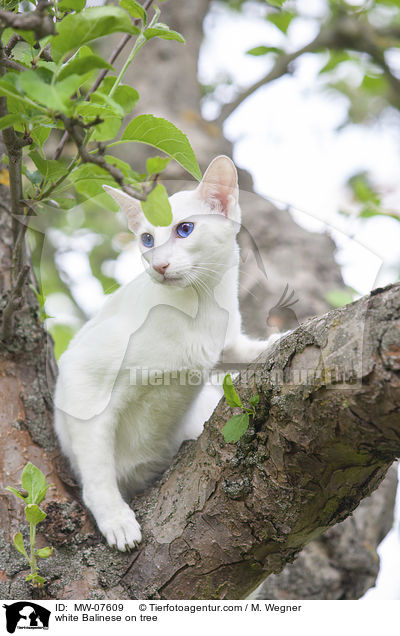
[1,58,27,72]
[31,42,53,68]
[4,33,24,56]
[215,28,333,125]
[215,16,400,125]
[86,33,132,100]
[59,114,153,200]
[1,265,29,342]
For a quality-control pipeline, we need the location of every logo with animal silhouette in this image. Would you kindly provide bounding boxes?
[267,284,299,332]
[3,602,50,633]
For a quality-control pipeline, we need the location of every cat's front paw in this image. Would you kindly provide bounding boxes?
[98,507,142,551]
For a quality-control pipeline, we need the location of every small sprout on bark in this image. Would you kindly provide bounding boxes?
[6,462,54,588]
[221,373,259,443]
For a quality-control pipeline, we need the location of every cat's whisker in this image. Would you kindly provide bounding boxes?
[189,267,221,282]
[190,265,220,275]
[188,271,213,299]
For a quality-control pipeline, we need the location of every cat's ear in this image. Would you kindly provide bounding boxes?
[103,185,143,234]
[197,155,239,220]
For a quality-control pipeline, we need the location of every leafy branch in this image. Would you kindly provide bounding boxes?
[6,463,54,588]
[53,0,155,160]
[0,0,201,343]
[214,9,400,125]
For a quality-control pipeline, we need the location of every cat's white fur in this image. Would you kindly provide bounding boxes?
[54,156,279,551]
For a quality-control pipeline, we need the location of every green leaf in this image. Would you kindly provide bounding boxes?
[97,77,139,116]
[267,11,295,34]
[248,394,260,407]
[69,164,116,199]
[48,324,76,360]
[144,24,185,43]
[58,0,86,11]
[361,73,387,95]
[26,573,45,586]
[58,53,114,81]
[319,50,354,74]
[246,46,282,56]
[36,484,53,504]
[25,504,47,526]
[24,169,43,186]
[35,546,54,559]
[90,116,122,142]
[15,29,36,47]
[76,101,122,122]
[349,173,380,205]
[359,207,382,218]
[29,150,68,182]
[223,373,243,408]
[21,462,48,505]
[6,486,27,502]
[267,0,287,6]
[141,183,172,226]
[11,41,34,68]
[110,84,139,115]
[0,113,24,131]
[2,1,20,11]
[0,76,43,114]
[18,70,85,114]
[104,155,141,185]
[120,0,147,24]
[119,114,202,181]
[13,532,29,560]
[29,284,47,317]
[30,126,52,151]
[146,156,171,175]
[51,6,140,62]
[324,288,356,308]
[222,413,249,443]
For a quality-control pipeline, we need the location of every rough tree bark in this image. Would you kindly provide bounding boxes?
[0,0,398,600]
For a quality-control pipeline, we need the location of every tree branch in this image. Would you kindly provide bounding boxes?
[4,33,24,57]
[58,115,154,201]
[216,28,333,125]
[1,57,28,73]
[215,16,400,125]
[0,1,55,40]
[1,264,29,342]
[117,282,400,599]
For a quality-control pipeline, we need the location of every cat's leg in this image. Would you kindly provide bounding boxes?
[63,411,142,551]
[222,332,287,364]
[177,383,223,442]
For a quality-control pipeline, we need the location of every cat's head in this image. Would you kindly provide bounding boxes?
[104,155,241,290]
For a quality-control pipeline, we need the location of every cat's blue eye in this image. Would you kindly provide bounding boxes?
[176,222,194,238]
[141,233,154,248]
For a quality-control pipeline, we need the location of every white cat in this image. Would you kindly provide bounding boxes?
[54,156,278,551]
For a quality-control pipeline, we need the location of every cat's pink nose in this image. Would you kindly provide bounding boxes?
[153,263,169,276]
